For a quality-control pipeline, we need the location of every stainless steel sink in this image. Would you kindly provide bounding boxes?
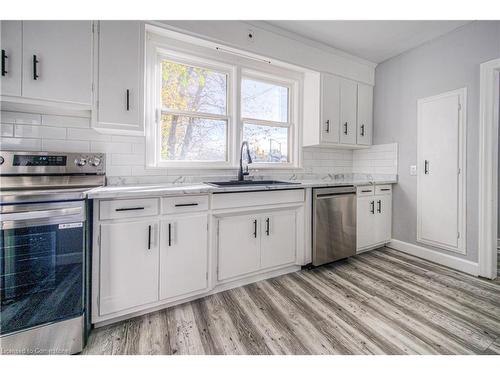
[206,180,301,187]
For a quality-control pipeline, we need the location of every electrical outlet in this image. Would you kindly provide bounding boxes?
[410,165,417,176]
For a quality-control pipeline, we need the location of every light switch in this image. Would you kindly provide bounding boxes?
[410,165,417,176]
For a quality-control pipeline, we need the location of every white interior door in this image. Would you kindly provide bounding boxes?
[159,215,208,300]
[261,210,296,269]
[417,88,466,253]
[217,214,260,281]
[99,220,159,315]
[340,79,358,144]
[321,73,340,143]
[1,21,22,96]
[22,21,93,105]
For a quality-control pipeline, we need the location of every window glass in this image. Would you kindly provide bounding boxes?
[241,78,289,122]
[242,123,289,163]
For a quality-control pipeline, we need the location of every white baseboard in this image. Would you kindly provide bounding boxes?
[387,239,479,276]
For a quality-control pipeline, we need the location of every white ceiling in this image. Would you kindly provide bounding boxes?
[265,21,471,63]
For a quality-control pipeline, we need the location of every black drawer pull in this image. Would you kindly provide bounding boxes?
[174,203,199,207]
[148,225,152,250]
[1,49,7,76]
[361,190,372,193]
[380,188,391,191]
[33,55,39,80]
[115,207,145,212]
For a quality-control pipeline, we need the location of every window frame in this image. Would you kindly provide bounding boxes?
[145,33,302,170]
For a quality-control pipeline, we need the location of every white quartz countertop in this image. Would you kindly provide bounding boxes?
[86,178,397,199]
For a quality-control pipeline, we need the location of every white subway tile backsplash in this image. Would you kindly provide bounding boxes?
[352,142,398,175]
[41,139,90,153]
[106,166,132,177]
[1,111,41,125]
[14,125,67,139]
[0,137,41,151]
[111,135,144,144]
[111,153,145,166]
[91,141,132,154]
[41,114,90,128]
[0,124,14,137]
[67,128,112,142]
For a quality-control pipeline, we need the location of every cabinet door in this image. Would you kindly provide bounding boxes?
[99,220,159,315]
[356,196,376,251]
[217,215,260,281]
[357,83,373,145]
[0,21,22,96]
[160,214,208,300]
[22,21,93,105]
[261,210,296,269]
[320,73,340,143]
[374,195,392,244]
[339,79,357,145]
[97,21,143,133]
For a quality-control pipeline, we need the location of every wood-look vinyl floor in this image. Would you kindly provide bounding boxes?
[82,247,500,355]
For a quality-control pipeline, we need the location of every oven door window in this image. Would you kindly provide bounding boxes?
[1,223,84,335]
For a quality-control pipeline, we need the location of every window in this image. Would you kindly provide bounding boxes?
[241,77,292,164]
[159,58,230,163]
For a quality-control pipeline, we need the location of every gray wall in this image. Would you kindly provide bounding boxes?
[374,21,500,262]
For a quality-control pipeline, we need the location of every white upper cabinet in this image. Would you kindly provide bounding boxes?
[22,21,93,105]
[320,73,340,144]
[339,79,358,145]
[94,21,144,135]
[357,83,373,145]
[1,21,22,97]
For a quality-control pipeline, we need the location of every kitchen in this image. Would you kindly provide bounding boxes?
[1,1,500,372]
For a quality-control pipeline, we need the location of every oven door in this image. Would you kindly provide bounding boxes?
[0,200,86,336]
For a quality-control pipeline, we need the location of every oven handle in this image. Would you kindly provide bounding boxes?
[0,207,83,222]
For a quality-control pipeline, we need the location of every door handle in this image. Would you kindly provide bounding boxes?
[126,89,130,111]
[325,119,330,133]
[1,49,7,76]
[424,160,429,174]
[265,217,270,236]
[370,201,375,214]
[33,55,39,80]
[377,200,381,213]
[253,219,257,238]
[168,223,172,246]
[148,225,152,250]
[361,124,365,137]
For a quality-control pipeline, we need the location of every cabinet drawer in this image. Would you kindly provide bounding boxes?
[99,198,159,220]
[162,195,209,214]
[375,185,392,195]
[357,186,375,196]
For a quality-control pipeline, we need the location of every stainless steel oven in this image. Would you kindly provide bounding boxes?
[0,151,105,355]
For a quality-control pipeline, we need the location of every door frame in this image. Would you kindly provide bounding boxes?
[478,58,500,279]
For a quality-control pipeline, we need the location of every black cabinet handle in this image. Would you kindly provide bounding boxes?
[148,225,152,250]
[174,203,198,207]
[168,223,172,246]
[344,122,348,135]
[265,218,270,236]
[380,188,391,191]
[126,89,130,111]
[424,160,429,174]
[370,201,375,214]
[361,124,365,137]
[361,189,372,193]
[33,55,39,80]
[377,200,381,213]
[115,206,145,212]
[1,49,7,76]
[253,219,257,238]
[325,120,330,133]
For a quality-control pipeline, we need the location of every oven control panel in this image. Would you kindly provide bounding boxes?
[0,151,106,175]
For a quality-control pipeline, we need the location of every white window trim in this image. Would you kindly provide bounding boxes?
[145,32,303,170]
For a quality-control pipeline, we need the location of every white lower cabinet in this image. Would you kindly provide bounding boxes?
[159,214,208,300]
[99,219,159,316]
[356,186,392,252]
[217,209,297,281]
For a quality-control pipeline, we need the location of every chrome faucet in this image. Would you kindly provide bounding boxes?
[238,141,253,181]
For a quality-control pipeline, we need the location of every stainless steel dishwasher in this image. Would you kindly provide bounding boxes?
[312,186,356,266]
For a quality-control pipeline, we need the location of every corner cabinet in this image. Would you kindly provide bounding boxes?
[92,21,145,135]
[305,73,373,148]
[0,20,93,108]
[356,185,392,253]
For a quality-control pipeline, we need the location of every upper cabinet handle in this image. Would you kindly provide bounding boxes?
[344,122,348,135]
[33,55,39,80]
[361,124,365,136]
[1,50,7,76]
[325,119,330,133]
[424,160,429,174]
[126,89,130,111]
[265,217,270,236]
[148,225,152,250]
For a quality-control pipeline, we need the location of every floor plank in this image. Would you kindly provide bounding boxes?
[83,247,500,355]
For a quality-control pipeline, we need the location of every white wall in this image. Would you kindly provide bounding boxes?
[374,21,500,262]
